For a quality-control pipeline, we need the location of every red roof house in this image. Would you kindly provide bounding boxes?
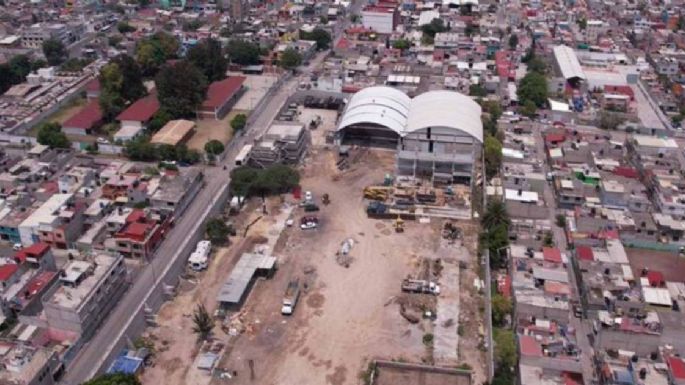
[576,246,594,261]
[62,100,103,136]
[0,264,19,283]
[199,76,246,120]
[667,356,685,385]
[543,247,563,263]
[85,79,101,100]
[116,94,160,125]
[647,271,665,287]
[518,335,543,357]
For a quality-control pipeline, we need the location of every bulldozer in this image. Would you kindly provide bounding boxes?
[394,216,405,233]
[363,186,392,201]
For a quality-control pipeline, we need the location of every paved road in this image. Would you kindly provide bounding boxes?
[60,53,327,385]
[532,122,597,385]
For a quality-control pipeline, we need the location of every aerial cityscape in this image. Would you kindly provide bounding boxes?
[1,0,685,385]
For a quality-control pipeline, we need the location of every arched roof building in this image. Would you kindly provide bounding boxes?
[337,86,483,184]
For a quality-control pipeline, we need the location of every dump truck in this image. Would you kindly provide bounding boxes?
[281,279,301,315]
[401,279,441,295]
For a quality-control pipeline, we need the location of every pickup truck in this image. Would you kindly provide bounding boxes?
[282,279,301,315]
[401,279,441,295]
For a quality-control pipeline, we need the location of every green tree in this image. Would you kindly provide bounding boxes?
[481,100,503,121]
[421,18,448,38]
[205,218,230,244]
[83,373,141,385]
[148,110,172,132]
[543,231,554,247]
[155,60,208,119]
[226,40,262,65]
[392,38,411,50]
[517,72,548,107]
[301,28,332,50]
[526,56,547,74]
[577,17,587,30]
[204,139,225,155]
[108,35,123,47]
[98,55,145,122]
[520,100,537,118]
[42,38,67,66]
[469,83,487,97]
[481,224,509,269]
[280,47,302,70]
[8,55,32,80]
[481,200,510,230]
[186,37,228,82]
[135,32,180,76]
[491,294,512,327]
[493,328,516,370]
[555,214,566,227]
[484,135,503,178]
[191,303,214,341]
[117,21,136,34]
[124,136,157,161]
[230,113,247,132]
[229,165,300,197]
[36,122,70,148]
[508,34,518,50]
[598,111,625,130]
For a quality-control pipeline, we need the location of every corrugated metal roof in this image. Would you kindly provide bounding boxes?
[216,252,276,305]
[553,45,586,80]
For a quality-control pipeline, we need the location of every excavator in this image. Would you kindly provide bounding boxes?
[394,216,405,233]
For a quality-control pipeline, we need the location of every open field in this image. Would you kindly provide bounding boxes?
[373,362,471,385]
[187,109,247,152]
[231,73,279,111]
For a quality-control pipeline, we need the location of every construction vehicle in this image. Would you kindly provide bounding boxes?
[401,279,441,295]
[366,201,388,215]
[281,279,301,315]
[363,186,392,201]
[394,216,404,233]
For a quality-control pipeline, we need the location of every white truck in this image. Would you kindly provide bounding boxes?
[281,279,301,315]
[401,279,441,295]
[189,240,212,271]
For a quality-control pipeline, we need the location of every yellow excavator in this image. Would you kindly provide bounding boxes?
[394,216,405,233]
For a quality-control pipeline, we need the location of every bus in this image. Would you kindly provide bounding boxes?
[235,144,253,166]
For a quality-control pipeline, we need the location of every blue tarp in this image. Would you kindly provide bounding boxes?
[107,354,144,375]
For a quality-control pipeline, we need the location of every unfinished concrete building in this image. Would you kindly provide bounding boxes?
[249,122,310,167]
[336,86,483,184]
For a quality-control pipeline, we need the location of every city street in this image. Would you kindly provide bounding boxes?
[60,53,327,385]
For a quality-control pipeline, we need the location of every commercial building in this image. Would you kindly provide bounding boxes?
[249,122,310,167]
[337,86,483,184]
[150,120,195,146]
[42,254,127,340]
[150,168,203,216]
[198,77,246,120]
[21,23,70,49]
[361,6,398,34]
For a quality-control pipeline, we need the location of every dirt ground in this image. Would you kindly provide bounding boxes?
[139,200,280,385]
[626,247,685,282]
[206,145,482,385]
[187,110,247,152]
[373,364,471,385]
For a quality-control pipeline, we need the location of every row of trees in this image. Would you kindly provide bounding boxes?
[124,136,201,164]
[229,165,300,197]
[517,42,548,118]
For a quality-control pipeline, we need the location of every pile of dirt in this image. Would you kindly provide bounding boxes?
[395,294,437,324]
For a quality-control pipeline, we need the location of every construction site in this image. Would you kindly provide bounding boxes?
[133,105,485,385]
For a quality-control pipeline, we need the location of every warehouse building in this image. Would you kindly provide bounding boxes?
[337,86,483,184]
[150,119,196,146]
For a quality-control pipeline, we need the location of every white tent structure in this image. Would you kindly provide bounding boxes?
[337,86,483,183]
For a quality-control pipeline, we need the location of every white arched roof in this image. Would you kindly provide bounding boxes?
[338,87,483,143]
[406,90,483,143]
[338,86,411,135]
